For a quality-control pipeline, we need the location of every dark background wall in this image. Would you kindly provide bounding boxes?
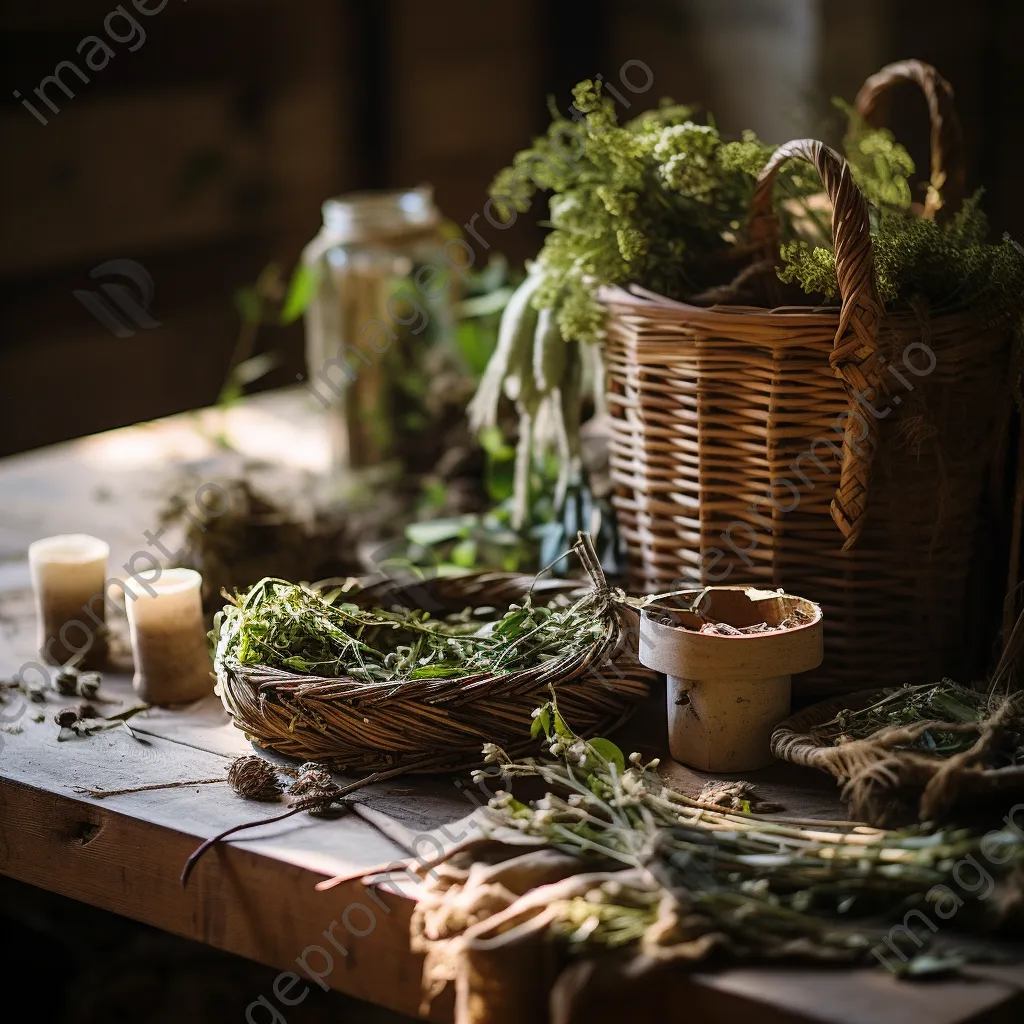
[1,0,1020,456]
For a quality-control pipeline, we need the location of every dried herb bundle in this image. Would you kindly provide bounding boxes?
[160,478,358,613]
[812,681,1023,762]
[213,576,609,684]
[413,701,1024,1006]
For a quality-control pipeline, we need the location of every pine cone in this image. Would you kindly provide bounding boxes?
[227,755,283,801]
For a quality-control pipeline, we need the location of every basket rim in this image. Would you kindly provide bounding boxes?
[598,282,984,329]
[771,685,1024,782]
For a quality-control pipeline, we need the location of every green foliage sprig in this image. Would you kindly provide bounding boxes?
[780,191,1024,335]
[213,577,611,683]
[780,111,1024,335]
[839,100,916,212]
[490,82,817,344]
[491,80,1024,347]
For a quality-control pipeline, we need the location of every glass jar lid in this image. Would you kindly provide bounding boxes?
[321,185,439,245]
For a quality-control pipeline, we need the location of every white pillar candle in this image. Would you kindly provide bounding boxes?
[126,568,214,705]
[28,534,110,667]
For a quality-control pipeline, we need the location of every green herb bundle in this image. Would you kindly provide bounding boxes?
[413,701,1024,979]
[489,81,1024,344]
[813,680,1024,763]
[780,109,1024,334]
[491,82,820,345]
[212,577,611,683]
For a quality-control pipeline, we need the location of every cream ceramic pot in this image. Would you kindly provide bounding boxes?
[639,587,823,772]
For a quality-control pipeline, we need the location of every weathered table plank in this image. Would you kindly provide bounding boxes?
[0,777,452,1022]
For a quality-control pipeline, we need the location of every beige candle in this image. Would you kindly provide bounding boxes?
[126,568,213,704]
[29,534,110,667]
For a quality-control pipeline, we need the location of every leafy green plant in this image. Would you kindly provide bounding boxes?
[839,100,916,212]
[403,510,530,575]
[779,109,1024,331]
[219,262,289,408]
[452,255,517,377]
[490,82,819,344]
[490,79,1024,344]
[779,191,1024,332]
[398,423,621,578]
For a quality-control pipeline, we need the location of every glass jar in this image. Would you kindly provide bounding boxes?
[302,186,461,473]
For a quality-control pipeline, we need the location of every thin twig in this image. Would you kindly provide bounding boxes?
[75,778,226,798]
[180,762,418,887]
[181,805,307,886]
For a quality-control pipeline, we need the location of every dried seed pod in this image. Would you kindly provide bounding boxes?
[228,755,283,801]
[289,761,333,797]
[696,779,784,814]
[54,668,79,696]
[76,703,99,720]
[77,671,102,699]
[288,761,340,815]
[54,709,78,728]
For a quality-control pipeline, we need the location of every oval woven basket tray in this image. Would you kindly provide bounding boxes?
[770,687,1024,825]
[214,566,654,777]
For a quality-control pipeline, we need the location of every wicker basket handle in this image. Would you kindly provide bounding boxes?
[853,59,964,218]
[749,139,886,549]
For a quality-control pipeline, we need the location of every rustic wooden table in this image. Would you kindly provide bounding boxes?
[1,389,1022,1024]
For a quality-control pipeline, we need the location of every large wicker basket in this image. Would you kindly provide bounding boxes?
[603,61,1015,696]
[214,546,653,776]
